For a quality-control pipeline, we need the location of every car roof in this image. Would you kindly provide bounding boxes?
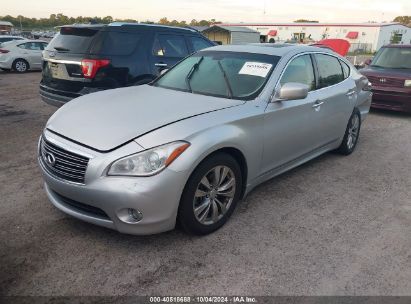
[383,44,411,48]
[4,39,47,45]
[204,43,335,57]
[57,22,197,33]
[108,22,197,33]
[0,35,23,38]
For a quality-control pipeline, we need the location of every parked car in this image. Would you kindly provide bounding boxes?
[40,22,215,107]
[311,39,351,56]
[360,44,411,113]
[0,39,48,72]
[38,44,372,235]
[0,35,24,46]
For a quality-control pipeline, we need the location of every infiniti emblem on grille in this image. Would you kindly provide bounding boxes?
[380,78,386,83]
[45,152,56,166]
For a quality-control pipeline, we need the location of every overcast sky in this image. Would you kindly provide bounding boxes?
[2,0,410,23]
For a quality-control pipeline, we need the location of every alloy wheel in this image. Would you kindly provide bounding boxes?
[15,61,27,72]
[193,165,236,225]
[347,114,360,150]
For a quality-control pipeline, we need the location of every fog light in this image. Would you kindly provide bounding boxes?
[128,208,143,221]
[116,208,143,224]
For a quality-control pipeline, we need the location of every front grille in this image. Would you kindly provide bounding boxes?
[40,137,89,184]
[367,76,404,88]
[53,190,110,220]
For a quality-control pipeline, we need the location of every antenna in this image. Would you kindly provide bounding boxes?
[263,0,266,15]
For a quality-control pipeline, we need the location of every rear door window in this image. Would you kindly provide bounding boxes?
[46,27,100,54]
[17,43,27,49]
[315,54,344,88]
[152,34,188,58]
[340,60,350,79]
[189,36,213,52]
[89,31,141,56]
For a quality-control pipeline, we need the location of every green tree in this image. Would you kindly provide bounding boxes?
[159,17,169,24]
[393,16,411,25]
[294,19,319,23]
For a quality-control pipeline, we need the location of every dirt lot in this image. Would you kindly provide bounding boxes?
[0,71,411,296]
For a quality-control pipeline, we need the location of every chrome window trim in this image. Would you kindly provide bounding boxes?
[43,58,82,66]
[273,51,351,98]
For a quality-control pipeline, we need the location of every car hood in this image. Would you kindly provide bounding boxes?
[46,85,244,152]
[360,66,411,79]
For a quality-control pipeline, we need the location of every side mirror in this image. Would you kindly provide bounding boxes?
[364,58,372,66]
[160,69,169,75]
[274,82,309,101]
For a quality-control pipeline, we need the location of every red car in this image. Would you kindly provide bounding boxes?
[311,39,351,56]
[360,45,411,113]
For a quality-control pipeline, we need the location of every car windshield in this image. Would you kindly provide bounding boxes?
[371,47,411,69]
[154,51,281,100]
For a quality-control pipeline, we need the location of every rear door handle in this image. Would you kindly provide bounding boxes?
[346,90,356,97]
[155,63,168,67]
[312,100,324,108]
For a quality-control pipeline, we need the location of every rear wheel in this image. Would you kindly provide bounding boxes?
[336,109,361,155]
[13,59,29,73]
[178,153,242,235]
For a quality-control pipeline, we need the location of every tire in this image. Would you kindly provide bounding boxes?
[336,109,361,155]
[13,59,29,73]
[178,153,242,235]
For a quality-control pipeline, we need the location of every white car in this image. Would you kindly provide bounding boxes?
[0,39,48,72]
[0,35,24,46]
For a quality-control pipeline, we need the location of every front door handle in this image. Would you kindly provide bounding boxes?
[155,63,168,67]
[346,90,356,97]
[312,100,324,108]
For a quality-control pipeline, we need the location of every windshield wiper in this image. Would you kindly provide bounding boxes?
[185,57,204,92]
[53,46,70,52]
[217,60,233,99]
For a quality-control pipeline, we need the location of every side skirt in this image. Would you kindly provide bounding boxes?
[243,139,340,198]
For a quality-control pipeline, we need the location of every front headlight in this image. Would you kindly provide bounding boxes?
[108,141,190,176]
[404,80,411,87]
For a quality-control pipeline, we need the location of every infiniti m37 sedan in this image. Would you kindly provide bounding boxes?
[38,44,372,235]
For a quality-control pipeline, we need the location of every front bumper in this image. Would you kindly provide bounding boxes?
[371,87,411,113]
[38,132,189,235]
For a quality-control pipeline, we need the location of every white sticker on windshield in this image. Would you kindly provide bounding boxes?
[239,62,272,78]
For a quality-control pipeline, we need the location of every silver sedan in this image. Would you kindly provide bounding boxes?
[0,39,48,72]
[38,44,372,235]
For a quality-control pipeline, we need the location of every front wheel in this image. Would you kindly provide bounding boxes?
[336,109,361,155]
[178,153,242,235]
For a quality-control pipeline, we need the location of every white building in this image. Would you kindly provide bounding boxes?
[218,22,411,52]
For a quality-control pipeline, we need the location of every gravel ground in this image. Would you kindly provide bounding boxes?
[0,71,410,296]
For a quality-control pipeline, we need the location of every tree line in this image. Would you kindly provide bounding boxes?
[1,13,409,30]
[393,16,411,26]
[0,14,220,30]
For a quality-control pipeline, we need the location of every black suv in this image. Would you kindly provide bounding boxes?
[40,23,215,106]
